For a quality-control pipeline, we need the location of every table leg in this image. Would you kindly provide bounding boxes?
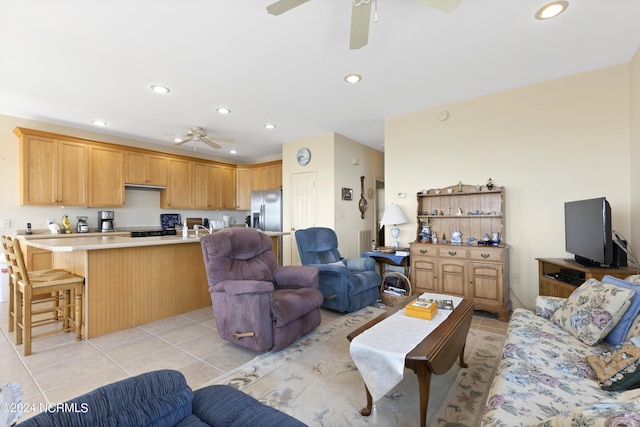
[416,365,432,427]
[360,383,373,416]
[459,342,468,368]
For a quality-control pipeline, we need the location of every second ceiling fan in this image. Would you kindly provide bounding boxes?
[172,127,235,151]
[266,0,461,50]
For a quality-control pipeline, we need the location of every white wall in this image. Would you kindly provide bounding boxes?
[385,64,634,310]
[630,49,640,263]
[0,115,248,234]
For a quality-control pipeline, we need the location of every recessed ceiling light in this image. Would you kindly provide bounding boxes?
[173,137,183,143]
[229,149,237,154]
[216,107,231,114]
[535,1,568,20]
[344,74,362,84]
[150,85,170,94]
[264,124,276,130]
[92,120,107,127]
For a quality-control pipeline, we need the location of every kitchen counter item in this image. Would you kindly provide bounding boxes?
[160,214,181,230]
[186,218,203,229]
[77,216,89,233]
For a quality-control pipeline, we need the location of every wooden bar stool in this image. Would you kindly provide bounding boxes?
[4,236,84,356]
[1,235,69,335]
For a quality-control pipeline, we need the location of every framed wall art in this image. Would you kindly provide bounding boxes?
[342,187,353,201]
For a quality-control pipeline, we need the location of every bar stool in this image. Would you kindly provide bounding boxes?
[1,235,68,335]
[4,236,84,356]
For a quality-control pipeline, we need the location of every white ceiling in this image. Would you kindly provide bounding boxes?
[1,1,639,162]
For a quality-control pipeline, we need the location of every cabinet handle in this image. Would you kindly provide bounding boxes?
[420,249,428,254]
[448,251,457,256]
[481,253,490,259]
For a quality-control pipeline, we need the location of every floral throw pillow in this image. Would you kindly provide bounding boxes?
[551,279,635,345]
[587,345,640,391]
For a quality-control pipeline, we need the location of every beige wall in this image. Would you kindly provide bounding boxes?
[282,132,384,264]
[631,49,640,263]
[385,64,634,310]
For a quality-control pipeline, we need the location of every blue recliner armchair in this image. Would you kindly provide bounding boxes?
[295,227,381,313]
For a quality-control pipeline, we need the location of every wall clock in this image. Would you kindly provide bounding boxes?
[297,147,311,166]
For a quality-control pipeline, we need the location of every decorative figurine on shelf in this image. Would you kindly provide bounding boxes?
[441,233,447,244]
[451,230,462,245]
[486,177,494,190]
[457,181,463,192]
[456,208,463,216]
[475,184,482,192]
[432,234,438,244]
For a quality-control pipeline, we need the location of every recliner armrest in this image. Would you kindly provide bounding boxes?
[213,280,275,296]
[345,257,375,272]
[274,265,319,289]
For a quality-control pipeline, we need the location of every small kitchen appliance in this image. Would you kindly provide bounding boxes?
[76,216,89,233]
[99,211,115,232]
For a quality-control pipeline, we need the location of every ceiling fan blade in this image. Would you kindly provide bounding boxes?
[206,135,235,144]
[266,0,311,16]
[202,139,222,150]
[416,0,461,13]
[349,1,372,50]
[172,138,192,147]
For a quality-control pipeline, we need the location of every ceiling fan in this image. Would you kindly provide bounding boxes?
[266,0,461,50]
[171,126,235,151]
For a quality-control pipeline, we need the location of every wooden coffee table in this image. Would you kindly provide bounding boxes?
[347,296,474,427]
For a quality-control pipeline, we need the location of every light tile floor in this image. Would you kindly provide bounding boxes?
[0,300,508,421]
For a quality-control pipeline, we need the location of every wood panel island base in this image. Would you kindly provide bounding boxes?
[21,236,212,338]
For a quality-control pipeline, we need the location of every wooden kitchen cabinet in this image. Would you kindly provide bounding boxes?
[161,158,192,208]
[125,151,167,186]
[221,165,236,210]
[410,183,510,321]
[193,162,224,210]
[16,128,88,206]
[89,145,124,207]
[251,162,282,191]
[236,166,252,210]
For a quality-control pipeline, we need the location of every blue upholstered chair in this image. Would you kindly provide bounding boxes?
[295,227,381,313]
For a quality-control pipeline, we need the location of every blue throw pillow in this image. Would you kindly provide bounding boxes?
[603,275,640,344]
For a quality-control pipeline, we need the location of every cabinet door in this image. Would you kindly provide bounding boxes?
[125,151,146,184]
[439,259,468,298]
[236,167,252,210]
[469,262,504,307]
[221,166,236,210]
[192,162,211,209]
[208,164,223,210]
[89,146,124,207]
[266,164,282,189]
[146,154,167,186]
[57,140,88,206]
[161,158,192,208]
[21,135,57,205]
[251,167,263,191]
[411,257,439,294]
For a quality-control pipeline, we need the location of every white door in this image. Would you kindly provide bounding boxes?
[290,171,317,265]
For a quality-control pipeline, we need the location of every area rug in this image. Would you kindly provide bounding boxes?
[205,307,506,427]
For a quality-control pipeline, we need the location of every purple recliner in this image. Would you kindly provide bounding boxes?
[200,228,324,352]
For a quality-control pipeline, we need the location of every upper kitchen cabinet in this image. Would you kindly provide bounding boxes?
[193,162,224,210]
[236,166,252,210]
[125,151,167,187]
[15,128,88,206]
[161,158,193,208]
[221,165,236,210]
[251,162,282,191]
[89,145,124,207]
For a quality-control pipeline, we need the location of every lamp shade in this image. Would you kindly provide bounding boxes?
[380,204,408,226]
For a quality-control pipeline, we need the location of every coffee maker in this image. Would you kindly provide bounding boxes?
[99,211,115,232]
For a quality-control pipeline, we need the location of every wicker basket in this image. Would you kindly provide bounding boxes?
[380,271,412,307]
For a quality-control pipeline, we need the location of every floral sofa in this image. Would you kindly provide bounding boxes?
[482,275,640,427]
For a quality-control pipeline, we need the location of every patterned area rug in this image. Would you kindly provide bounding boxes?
[203,307,506,427]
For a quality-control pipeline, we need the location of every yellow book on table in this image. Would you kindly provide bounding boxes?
[405,300,438,320]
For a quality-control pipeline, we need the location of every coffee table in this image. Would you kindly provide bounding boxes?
[347,296,474,427]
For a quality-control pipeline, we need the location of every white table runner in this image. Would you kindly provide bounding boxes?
[349,293,463,402]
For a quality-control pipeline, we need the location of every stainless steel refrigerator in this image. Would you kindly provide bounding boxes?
[251,188,283,263]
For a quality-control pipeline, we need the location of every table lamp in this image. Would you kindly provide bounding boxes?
[381,203,408,248]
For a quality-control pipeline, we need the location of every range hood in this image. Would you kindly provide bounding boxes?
[124,183,167,190]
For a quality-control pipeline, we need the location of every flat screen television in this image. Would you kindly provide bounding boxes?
[564,197,613,267]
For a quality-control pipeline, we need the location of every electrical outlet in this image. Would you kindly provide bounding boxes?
[1,219,10,228]
[510,272,519,283]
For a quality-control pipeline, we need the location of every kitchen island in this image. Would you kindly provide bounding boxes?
[18,231,289,338]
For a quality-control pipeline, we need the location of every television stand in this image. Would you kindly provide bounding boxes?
[537,258,639,298]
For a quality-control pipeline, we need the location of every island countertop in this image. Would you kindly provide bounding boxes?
[17,231,290,252]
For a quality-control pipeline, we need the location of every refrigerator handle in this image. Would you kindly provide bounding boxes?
[260,204,265,231]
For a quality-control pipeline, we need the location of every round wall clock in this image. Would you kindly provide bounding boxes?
[297,147,311,166]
